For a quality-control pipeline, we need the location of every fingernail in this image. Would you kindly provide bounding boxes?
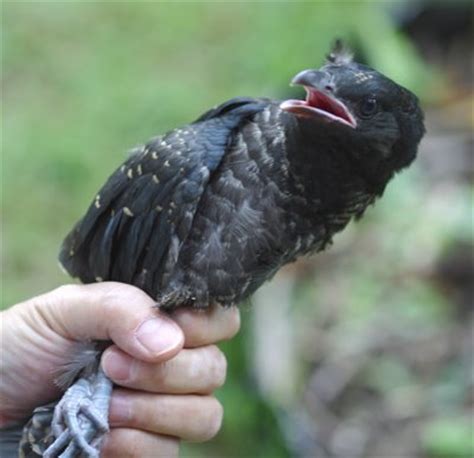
[102,349,132,381]
[109,393,132,426]
[135,317,182,355]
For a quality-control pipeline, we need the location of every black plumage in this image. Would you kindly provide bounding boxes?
[20,44,425,457]
[59,60,424,310]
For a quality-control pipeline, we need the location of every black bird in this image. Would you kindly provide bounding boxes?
[19,43,425,457]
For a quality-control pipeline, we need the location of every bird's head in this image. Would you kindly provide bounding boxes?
[281,42,425,192]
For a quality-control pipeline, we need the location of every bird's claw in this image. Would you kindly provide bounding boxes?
[43,367,112,458]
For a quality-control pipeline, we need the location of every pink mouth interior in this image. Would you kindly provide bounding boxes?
[307,90,353,123]
[280,87,356,128]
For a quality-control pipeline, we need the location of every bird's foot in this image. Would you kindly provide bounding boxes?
[43,367,112,458]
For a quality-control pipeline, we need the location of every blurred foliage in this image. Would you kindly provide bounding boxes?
[422,416,474,458]
[2,0,434,309]
[2,2,472,457]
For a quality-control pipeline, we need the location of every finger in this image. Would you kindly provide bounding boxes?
[102,345,226,394]
[169,305,240,347]
[109,390,224,442]
[29,282,184,362]
[102,428,179,458]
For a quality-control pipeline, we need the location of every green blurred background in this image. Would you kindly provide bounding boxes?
[2,2,473,457]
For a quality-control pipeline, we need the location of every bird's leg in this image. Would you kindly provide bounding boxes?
[43,367,112,458]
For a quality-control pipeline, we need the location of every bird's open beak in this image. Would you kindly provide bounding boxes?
[280,69,357,128]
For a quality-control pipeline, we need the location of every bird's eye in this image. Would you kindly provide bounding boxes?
[359,97,378,117]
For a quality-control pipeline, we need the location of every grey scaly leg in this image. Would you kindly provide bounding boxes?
[43,367,112,458]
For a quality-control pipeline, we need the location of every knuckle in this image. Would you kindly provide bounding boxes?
[225,307,241,339]
[206,346,227,390]
[52,283,81,299]
[100,283,154,316]
[102,282,149,305]
[192,397,224,441]
[203,397,224,440]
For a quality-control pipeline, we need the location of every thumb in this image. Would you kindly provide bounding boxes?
[36,282,184,363]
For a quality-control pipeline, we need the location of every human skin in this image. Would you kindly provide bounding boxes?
[0,282,241,457]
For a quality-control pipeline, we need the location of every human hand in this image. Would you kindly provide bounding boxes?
[0,282,240,457]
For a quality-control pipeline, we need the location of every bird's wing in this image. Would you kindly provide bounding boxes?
[59,99,267,296]
[192,97,269,123]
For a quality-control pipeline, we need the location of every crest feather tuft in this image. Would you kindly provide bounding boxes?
[326,39,354,65]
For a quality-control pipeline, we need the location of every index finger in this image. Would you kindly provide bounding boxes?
[168,305,240,348]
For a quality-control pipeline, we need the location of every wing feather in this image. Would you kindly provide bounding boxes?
[59,99,267,298]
